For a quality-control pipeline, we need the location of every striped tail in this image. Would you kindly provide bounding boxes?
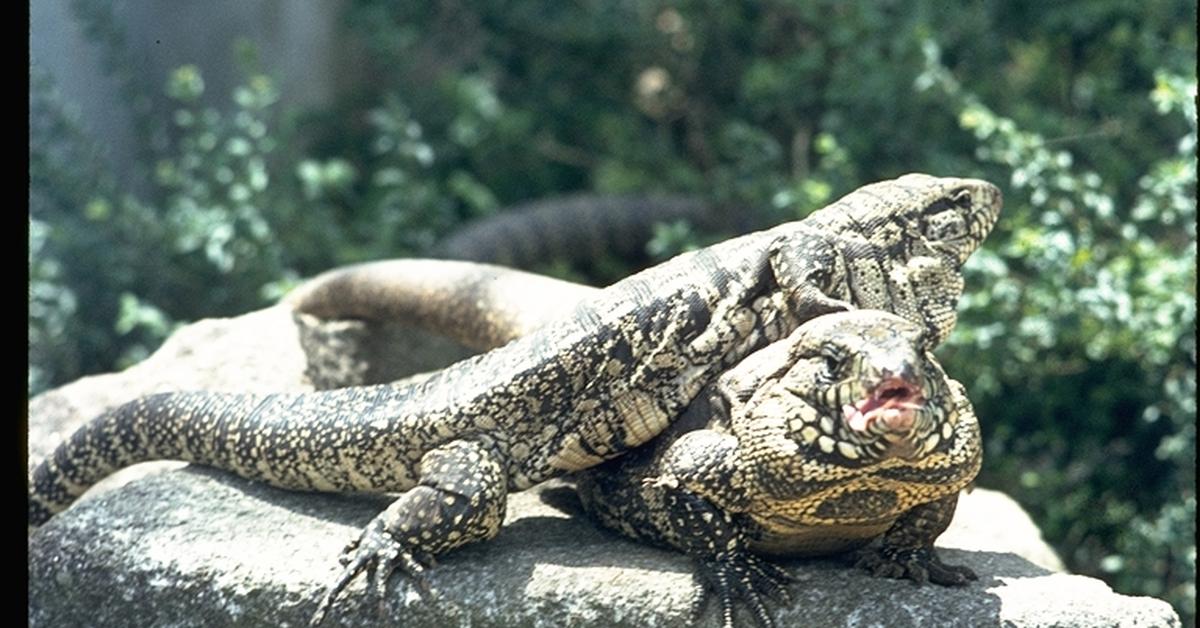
[29,391,272,526]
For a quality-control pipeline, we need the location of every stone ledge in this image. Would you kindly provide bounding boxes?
[28,469,1178,628]
[27,305,1181,627]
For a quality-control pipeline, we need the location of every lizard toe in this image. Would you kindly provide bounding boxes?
[926,560,977,585]
[854,545,974,587]
[310,521,434,626]
[694,551,792,628]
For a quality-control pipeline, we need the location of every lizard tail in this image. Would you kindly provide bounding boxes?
[286,259,598,350]
[29,386,429,527]
[28,391,275,526]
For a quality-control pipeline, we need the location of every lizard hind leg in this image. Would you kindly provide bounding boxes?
[310,438,508,625]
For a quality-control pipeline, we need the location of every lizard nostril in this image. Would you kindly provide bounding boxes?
[878,361,918,388]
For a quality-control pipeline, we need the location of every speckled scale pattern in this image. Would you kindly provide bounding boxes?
[576,311,983,545]
[574,311,983,628]
[287,173,999,625]
[30,236,779,524]
[378,439,509,553]
[285,177,999,624]
[31,174,1001,627]
[32,175,998,522]
[27,222,758,518]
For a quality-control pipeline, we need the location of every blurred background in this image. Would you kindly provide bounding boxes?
[29,0,1195,621]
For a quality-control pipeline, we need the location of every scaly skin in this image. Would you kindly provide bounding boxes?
[575,311,982,628]
[291,260,988,628]
[286,174,1001,625]
[32,174,1000,625]
[291,173,1002,349]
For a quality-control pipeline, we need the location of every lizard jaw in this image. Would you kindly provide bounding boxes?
[841,377,924,435]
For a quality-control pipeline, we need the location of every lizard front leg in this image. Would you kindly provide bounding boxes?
[885,255,965,348]
[852,375,980,585]
[648,480,795,628]
[581,428,794,628]
[766,231,854,322]
[310,438,507,625]
[853,493,977,585]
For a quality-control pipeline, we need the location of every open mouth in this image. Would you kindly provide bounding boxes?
[841,377,924,434]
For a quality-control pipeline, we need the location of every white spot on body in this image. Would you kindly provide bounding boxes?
[836,442,860,460]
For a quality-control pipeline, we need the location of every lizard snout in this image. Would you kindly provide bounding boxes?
[841,376,924,434]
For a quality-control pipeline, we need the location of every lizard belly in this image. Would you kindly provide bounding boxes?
[743,478,962,557]
[748,520,894,556]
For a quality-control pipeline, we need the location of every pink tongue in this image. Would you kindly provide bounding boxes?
[843,404,872,431]
[843,397,917,433]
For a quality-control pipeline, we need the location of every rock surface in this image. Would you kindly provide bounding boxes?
[27,305,1181,627]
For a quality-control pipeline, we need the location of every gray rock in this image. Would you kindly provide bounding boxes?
[28,306,1181,627]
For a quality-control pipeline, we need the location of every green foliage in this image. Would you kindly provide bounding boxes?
[156,66,285,280]
[29,217,78,394]
[29,65,167,389]
[923,46,1196,618]
[29,0,1196,621]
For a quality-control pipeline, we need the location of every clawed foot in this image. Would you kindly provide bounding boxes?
[854,545,977,586]
[691,551,795,628]
[309,520,438,626]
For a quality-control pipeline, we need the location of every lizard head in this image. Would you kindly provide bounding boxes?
[726,310,957,472]
[811,173,1003,270]
[785,174,1000,346]
[896,173,1003,269]
[879,174,1002,270]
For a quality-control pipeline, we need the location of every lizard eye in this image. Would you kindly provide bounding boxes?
[821,353,841,379]
[950,189,973,207]
[922,211,966,241]
[810,267,832,290]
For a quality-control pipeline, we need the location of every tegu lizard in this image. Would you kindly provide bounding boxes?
[288,263,985,628]
[29,174,1000,625]
[574,310,982,628]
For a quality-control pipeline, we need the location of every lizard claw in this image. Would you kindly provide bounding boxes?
[691,551,795,628]
[854,545,977,586]
[309,521,434,626]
